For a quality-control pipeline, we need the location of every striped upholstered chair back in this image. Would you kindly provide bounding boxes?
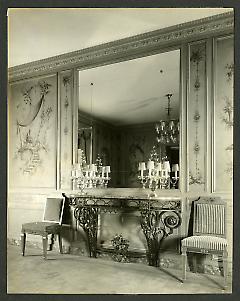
[193,197,226,238]
[181,197,228,287]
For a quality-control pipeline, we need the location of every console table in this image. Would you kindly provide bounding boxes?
[63,193,182,267]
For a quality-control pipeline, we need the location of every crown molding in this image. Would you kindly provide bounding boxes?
[9,11,234,82]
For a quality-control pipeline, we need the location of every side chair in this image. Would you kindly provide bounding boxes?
[181,197,228,288]
[21,197,65,259]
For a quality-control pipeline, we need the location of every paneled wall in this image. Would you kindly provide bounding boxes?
[187,36,233,194]
[8,72,74,248]
[187,41,207,193]
[8,74,58,189]
[8,28,234,274]
[59,70,74,190]
[213,36,233,193]
[185,35,233,272]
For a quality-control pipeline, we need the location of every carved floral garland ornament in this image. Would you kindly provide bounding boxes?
[63,76,71,135]
[189,47,205,185]
[222,62,234,180]
[15,81,52,174]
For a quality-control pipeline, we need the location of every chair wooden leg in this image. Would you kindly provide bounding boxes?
[42,235,48,259]
[223,250,228,288]
[58,234,63,254]
[182,248,187,281]
[193,254,197,273]
[21,232,26,256]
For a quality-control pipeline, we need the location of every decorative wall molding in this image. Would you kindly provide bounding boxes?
[9,12,233,81]
[212,35,234,193]
[188,42,206,188]
[59,70,73,190]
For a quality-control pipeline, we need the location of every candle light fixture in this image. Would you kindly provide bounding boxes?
[138,146,179,197]
[155,93,179,145]
[71,152,111,193]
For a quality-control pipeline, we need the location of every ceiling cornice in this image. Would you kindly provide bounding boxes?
[8,11,234,82]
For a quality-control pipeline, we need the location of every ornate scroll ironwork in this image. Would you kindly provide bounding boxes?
[74,206,99,257]
[140,209,181,267]
[64,193,182,265]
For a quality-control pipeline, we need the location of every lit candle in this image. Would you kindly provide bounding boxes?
[86,165,90,177]
[156,162,162,176]
[147,160,154,176]
[172,164,179,178]
[101,166,105,177]
[163,161,170,178]
[105,166,111,177]
[138,162,146,177]
[90,164,96,176]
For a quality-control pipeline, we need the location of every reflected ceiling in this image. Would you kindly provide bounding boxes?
[8,8,232,67]
[78,49,180,126]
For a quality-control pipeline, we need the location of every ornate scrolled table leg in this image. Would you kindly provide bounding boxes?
[140,209,181,267]
[74,206,99,258]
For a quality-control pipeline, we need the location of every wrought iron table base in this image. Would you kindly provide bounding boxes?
[140,209,181,267]
[74,206,98,258]
[66,194,181,265]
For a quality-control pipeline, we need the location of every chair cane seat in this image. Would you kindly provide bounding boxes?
[182,235,227,251]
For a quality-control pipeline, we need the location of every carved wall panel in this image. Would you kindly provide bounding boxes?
[8,74,58,189]
[213,36,233,192]
[187,41,207,192]
[59,70,73,189]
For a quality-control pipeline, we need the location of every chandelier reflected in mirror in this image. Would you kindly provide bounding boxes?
[155,93,179,144]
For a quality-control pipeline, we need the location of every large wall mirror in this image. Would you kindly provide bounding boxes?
[77,48,180,189]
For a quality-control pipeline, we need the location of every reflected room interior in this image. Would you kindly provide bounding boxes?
[75,49,180,191]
